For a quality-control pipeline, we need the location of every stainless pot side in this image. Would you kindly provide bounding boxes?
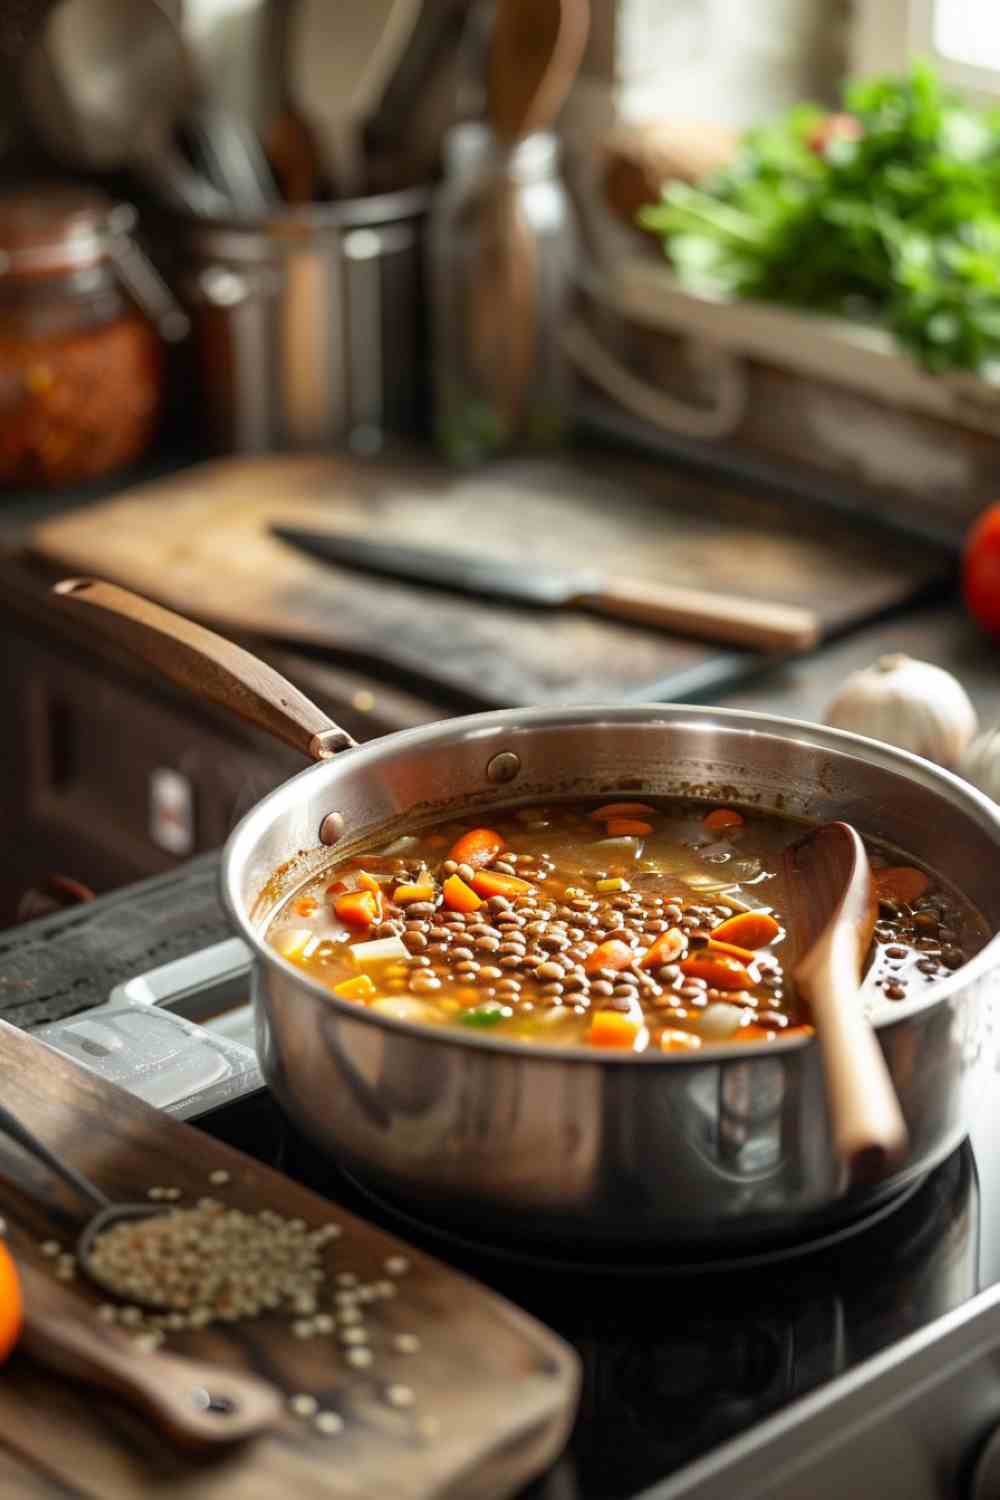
[221,705,1000,1247]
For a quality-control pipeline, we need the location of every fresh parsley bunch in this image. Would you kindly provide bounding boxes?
[639,63,1000,374]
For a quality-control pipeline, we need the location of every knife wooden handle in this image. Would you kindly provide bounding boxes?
[575,576,819,654]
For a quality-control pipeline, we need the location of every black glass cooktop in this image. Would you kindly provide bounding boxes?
[196,1090,1000,1500]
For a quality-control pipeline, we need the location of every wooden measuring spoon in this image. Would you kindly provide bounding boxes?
[782,822,909,1185]
[17,1262,282,1450]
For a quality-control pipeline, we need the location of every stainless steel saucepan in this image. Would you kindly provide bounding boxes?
[54,578,1000,1251]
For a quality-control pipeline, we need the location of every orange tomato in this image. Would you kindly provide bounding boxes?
[0,1245,22,1363]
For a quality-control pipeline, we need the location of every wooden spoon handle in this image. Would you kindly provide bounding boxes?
[52,578,355,763]
[19,1263,281,1449]
[575,577,819,654]
[806,947,909,1183]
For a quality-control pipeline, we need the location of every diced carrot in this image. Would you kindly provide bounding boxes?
[585,939,636,974]
[586,1011,642,1048]
[293,896,318,917]
[640,927,686,968]
[679,953,754,990]
[333,974,377,1002]
[589,802,657,821]
[707,937,758,964]
[605,818,654,836]
[730,1024,775,1043]
[710,910,780,950]
[334,889,381,928]
[660,1029,702,1052]
[874,866,930,905]
[447,828,506,868]
[393,882,437,905]
[704,808,744,831]
[356,871,382,894]
[442,874,483,912]
[470,869,534,899]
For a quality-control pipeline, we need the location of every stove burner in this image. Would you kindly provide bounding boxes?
[333,1164,930,1277]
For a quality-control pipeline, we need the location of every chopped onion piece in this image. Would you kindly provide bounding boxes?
[351,936,410,966]
[370,996,440,1023]
[698,1003,750,1041]
[274,928,314,959]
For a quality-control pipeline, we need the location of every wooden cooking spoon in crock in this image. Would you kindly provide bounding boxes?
[782,821,909,1185]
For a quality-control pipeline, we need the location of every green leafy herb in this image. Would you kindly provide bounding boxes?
[639,63,1000,374]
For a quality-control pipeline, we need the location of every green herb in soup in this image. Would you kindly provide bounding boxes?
[266,800,988,1052]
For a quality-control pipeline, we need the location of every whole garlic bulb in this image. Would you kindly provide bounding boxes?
[824,654,978,767]
[960,726,1000,801]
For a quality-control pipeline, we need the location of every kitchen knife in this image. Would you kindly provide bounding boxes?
[270,524,820,655]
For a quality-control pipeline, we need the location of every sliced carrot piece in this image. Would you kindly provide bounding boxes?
[442,874,483,912]
[356,871,382,894]
[589,802,657,821]
[585,939,636,974]
[640,927,686,968]
[679,953,754,990]
[586,1011,642,1048]
[325,880,347,897]
[448,828,506,868]
[707,937,758,963]
[293,896,318,917]
[605,818,654,836]
[470,869,534,899]
[660,1029,702,1052]
[334,889,381,928]
[334,974,377,1002]
[730,1024,775,1043]
[874,866,930,905]
[710,910,780,950]
[704,808,744,831]
[393,882,437,905]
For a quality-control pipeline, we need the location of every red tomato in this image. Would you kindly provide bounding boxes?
[963,503,1000,636]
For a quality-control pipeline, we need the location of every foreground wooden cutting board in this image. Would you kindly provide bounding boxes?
[0,1019,579,1498]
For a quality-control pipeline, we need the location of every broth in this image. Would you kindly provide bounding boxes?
[266,799,989,1052]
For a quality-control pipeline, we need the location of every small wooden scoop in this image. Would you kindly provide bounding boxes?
[782,822,909,1185]
[17,1263,281,1449]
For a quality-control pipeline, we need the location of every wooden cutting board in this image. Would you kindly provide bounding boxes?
[30,450,950,708]
[0,1020,579,1498]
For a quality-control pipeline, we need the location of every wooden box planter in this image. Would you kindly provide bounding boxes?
[566,258,1000,541]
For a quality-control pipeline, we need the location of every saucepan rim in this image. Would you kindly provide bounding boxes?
[221,702,1000,1065]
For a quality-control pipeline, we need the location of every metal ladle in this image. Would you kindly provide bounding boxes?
[21,0,278,219]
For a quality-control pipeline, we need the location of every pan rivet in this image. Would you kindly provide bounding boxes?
[319,812,345,845]
[486,752,521,784]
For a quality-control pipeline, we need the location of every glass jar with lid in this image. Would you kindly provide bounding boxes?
[0,186,188,489]
[429,125,577,465]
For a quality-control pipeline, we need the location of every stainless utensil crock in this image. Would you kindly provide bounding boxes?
[54,579,1000,1250]
[181,188,429,453]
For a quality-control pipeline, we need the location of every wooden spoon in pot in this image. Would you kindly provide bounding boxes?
[782,822,909,1185]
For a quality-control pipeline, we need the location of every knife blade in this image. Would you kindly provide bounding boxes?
[270,524,820,655]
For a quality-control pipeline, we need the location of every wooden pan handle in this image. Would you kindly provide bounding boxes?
[575,577,820,655]
[19,1266,282,1450]
[53,578,356,762]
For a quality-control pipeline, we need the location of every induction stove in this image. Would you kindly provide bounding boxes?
[193,1084,1000,1500]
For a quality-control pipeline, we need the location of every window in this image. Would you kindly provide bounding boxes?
[853,0,1000,103]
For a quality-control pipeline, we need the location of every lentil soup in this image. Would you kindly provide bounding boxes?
[266,800,988,1053]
